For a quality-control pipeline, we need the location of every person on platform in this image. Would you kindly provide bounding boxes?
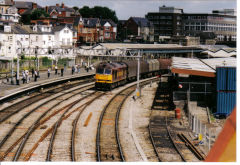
[22,70,26,84]
[25,70,29,83]
[47,68,51,78]
[77,64,80,73]
[61,68,64,77]
[72,66,75,75]
[34,70,38,82]
[31,68,34,78]
[55,65,58,75]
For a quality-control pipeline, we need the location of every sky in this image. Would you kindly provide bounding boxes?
[15,0,237,20]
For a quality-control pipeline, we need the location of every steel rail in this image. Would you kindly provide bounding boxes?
[11,84,95,161]
[178,133,205,161]
[165,117,187,162]
[0,78,93,124]
[46,91,97,161]
[71,92,105,161]
[96,78,158,162]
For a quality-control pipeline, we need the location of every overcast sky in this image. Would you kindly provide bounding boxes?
[15,0,237,20]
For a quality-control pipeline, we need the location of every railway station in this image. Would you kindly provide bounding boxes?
[0,0,237,162]
[0,42,236,162]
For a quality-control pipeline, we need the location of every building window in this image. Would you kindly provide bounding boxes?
[64,30,69,33]
[48,36,51,41]
[104,32,110,38]
[26,38,28,41]
[105,27,110,30]
[36,36,38,41]
[8,36,12,41]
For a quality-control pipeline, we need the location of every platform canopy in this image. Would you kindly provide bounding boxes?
[171,57,236,77]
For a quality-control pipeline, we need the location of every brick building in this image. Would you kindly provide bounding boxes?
[124,17,154,43]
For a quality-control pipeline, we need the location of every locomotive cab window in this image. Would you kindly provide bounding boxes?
[104,69,112,75]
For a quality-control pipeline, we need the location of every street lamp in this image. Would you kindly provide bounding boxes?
[35,46,39,71]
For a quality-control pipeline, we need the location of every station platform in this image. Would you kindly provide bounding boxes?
[0,69,95,98]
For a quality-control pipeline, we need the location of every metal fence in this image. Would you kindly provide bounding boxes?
[187,110,217,153]
[186,92,220,154]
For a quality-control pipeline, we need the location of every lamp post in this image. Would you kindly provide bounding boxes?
[35,46,39,71]
[136,50,141,98]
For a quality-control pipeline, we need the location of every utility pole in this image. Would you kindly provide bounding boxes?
[136,50,141,98]
[16,40,21,85]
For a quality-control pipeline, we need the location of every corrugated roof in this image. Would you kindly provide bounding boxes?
[202,49,236,58]
[202,58,236,68]
[171,57,236,77]
[93,43,197,50]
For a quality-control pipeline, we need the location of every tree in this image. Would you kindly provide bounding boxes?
[31,9,50,20]
[79,6,118,23]
[20,9,49,24]
[73,6,79,12]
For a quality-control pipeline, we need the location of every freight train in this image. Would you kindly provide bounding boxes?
[95,59,171,90]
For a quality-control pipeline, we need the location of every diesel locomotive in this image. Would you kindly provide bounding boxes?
[95,59,171,90]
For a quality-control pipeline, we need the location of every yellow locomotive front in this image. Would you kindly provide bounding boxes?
[95,68,113,84]
[95,62,127,90]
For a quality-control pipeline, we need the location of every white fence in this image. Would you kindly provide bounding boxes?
[186,91,220,153]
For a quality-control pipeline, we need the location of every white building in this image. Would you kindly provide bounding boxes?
[0,0,20,23]
[0,24,75,59]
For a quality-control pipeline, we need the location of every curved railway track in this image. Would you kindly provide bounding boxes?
[96,78,157,162]
[0,82,95,161]
[46,91,105,161]
[0,78,94,124]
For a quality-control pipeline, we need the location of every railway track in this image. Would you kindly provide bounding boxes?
[96,78,157,162]
[0,78,94,124]
[149,79,205,162]
[0,82,95,161]
[46,91,105,161]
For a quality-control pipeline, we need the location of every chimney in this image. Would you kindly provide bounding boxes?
[45,6,49,13]
[56,4,59,7]
[32,3,37,9]
[61,3,65,8]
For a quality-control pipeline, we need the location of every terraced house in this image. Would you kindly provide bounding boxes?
[0,24,75,58]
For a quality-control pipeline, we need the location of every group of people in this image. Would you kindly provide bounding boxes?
[18,63,94,85]
[53,66,64,77]
[71,64,81,75]
[21,68,39,84]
